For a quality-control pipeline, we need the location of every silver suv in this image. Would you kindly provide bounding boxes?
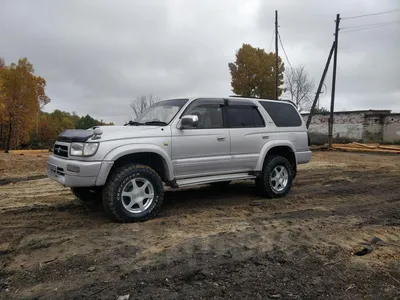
[47,97,311,222]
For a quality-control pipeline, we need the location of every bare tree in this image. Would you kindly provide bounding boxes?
[313,106,329,113]
[284,66,315,112]
[130,94,160,118]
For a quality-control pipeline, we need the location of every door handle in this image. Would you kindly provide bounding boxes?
[262,135,269,139]
[217,137,226,141]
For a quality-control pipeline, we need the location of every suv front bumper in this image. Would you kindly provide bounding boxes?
[47,155,111,187]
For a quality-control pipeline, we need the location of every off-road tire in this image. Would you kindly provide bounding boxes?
[210,181,232,188]
[102,164,164,222]
[71,187,102,206]
[256,155,294,198]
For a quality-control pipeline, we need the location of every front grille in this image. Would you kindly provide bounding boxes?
[53,144,68,158]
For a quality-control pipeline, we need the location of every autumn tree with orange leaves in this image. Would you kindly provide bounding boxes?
[0,58,50,152]
[0,57,114,150]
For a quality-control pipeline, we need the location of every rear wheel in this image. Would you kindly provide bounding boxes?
[102,164,164,222]
[256,156,294,198]
[71,187,102,206]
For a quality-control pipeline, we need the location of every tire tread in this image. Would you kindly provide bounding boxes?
[256,155,294,198]
[102,164,164,223]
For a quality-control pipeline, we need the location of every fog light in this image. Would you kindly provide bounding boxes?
[67,165,80,173]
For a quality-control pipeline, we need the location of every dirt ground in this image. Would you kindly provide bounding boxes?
[0,151,399,300]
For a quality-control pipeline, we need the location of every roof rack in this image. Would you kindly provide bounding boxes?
[227,95,298,108]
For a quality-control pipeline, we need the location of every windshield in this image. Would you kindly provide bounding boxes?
[134,98,189,125]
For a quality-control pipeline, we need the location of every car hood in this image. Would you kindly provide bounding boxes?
[89,125,168,142]
[57,125,168,143]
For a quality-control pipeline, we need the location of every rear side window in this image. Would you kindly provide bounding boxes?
[259,101,302,127]
[227,106,265,128]
[254,109,265,127]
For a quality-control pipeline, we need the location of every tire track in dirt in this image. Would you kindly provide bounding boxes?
[0,175,48,186]
[0,179,74,211]
[1,151,400,299]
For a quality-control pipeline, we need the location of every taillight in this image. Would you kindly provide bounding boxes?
[307,132,311,147]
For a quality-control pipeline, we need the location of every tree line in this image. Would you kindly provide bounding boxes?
[33,110,113,150]
[0,57,113,152]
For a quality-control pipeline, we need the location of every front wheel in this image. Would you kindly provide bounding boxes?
[102,164,164,222]
[256,156,294,198]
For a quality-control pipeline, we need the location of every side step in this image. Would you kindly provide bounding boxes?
[176,173,256,188]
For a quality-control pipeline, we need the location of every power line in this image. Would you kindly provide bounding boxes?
[342,9,399,20]
[268,28,274,52]
[341,21,400,30]
[278,32,293,72]
[341,22,400,33]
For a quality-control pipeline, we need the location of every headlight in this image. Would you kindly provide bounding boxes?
[70,143,99,156]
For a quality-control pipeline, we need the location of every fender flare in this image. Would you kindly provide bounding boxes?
[255,140,296,170]
[101,143,174,181]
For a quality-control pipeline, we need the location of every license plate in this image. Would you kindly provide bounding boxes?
[47,163,58,177]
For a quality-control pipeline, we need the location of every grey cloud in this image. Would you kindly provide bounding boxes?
[257,0,400,111]
[0,0,399,124]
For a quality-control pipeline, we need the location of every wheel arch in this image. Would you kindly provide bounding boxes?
[257,141,297,177]
[97,144,174,185]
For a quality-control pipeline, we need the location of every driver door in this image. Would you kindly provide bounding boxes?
[171,98,231,178]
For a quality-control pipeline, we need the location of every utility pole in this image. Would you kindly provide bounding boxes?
[328,14,340,148]
[306,41,336,128]
[275,10,279,100]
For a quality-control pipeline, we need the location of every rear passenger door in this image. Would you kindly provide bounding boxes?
[225,99,272,171]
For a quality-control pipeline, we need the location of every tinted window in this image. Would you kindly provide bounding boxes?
[254,109,265,127]
[185,104,223,129]
[259,101,302,127]
[227,106,265,128]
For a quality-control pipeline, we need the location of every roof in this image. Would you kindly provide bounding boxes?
[301,109,392,116]
[227,96,298,107]
[181,96,298,108]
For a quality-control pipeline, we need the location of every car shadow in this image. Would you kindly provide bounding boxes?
[161,181,261,211]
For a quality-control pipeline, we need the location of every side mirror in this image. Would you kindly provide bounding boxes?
[178,115,199,129]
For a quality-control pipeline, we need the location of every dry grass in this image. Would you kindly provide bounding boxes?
[0,151,49,179]
[9,149,49,155]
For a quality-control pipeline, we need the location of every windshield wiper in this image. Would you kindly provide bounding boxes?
[125,121,145,126]
[144,121,168,126]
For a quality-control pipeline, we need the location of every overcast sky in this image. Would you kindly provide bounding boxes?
[1,0,399,124]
